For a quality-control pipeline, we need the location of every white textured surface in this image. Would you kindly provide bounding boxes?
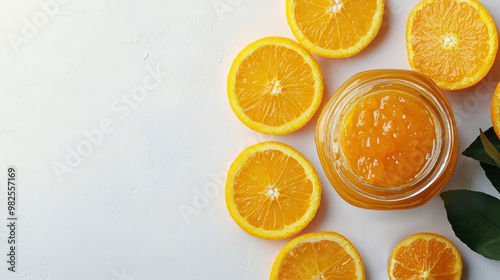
[0,0,500,279]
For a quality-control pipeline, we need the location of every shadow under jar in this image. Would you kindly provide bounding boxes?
[315,70,458,210]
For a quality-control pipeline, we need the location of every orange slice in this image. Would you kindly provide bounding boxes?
[406,0,499,91]
[493,82,500,139]
[388,233,462,280]
[227,37,323,135]
[286,0,385,58]
[270,232,365,280]
[225,142,321,240]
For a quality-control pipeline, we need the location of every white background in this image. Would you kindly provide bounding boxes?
[0,0,500,279]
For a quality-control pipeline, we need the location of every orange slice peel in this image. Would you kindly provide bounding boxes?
[286,0,385,58]
[271,231,365,280]
[406,0,499,91]
[388,232,462,280]
[492,82,500,139]
[227,37,323,135]
[225,142,321,240]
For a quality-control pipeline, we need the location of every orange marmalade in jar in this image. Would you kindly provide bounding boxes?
[315,70,457,210]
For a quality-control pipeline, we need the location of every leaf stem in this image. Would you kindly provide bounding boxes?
[480,129,500,168]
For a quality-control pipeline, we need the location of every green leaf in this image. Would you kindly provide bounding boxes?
[463,127,500,166]
[480,129,500,167]
[441,190,500,260]
[480,162,500,194]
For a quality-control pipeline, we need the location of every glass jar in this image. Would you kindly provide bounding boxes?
[315,70,457,210]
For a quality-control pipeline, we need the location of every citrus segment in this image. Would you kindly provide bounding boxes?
[271,232,365,280]
[226,142,321,240]
[388,233,462,280]
[406,0,499,90]
[227,37,323,135]
[286,0,385,58]
[492,82,500,139]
